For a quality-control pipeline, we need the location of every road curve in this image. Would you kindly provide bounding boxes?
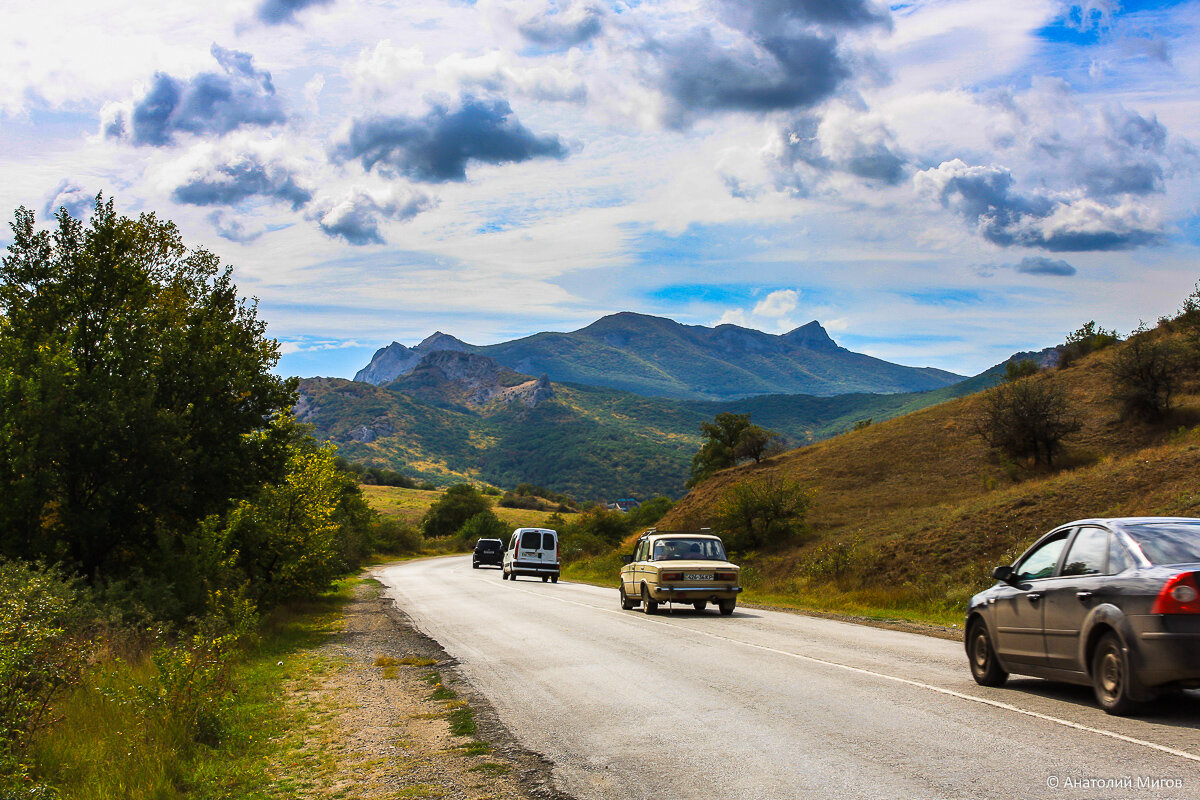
[376,556,1199,800]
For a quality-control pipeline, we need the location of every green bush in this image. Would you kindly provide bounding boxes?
[421,484,490,539]
[456,511,508,546]
[1108,326,1185,422]
[0,559,90,793]
[714,475,814,553]
[370,518,424,555]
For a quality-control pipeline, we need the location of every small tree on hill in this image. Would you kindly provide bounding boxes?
[1108,324,1185,422]
[974,372,1081,467]
[1058,321,1119,369]
[688,412,782,486]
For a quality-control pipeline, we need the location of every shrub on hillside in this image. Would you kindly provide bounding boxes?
[714,475,814,552]
[1108,325,1185,422]
[1057,321,1119,369]
[370,518,424,555]
[974,374,1081,467]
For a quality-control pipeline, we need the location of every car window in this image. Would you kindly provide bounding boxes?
[1061,527,1108,576]
[651,538,727,561]
[541,532,555,551]
[1124,522,1200,565]
[1014,532,1069,581]
[1108,534,1134,573]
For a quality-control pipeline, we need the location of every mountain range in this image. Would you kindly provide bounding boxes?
[297,315,1020,499]
[353,312,965,401]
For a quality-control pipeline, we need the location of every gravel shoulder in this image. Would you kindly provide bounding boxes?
[280,571,574,800]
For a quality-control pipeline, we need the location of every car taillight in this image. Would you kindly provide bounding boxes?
[715,572,736,581]
[1151,572,1200,614]
[661,572,683,581]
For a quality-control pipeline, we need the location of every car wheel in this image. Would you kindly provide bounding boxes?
[718,599,736,616]
[620,585,637,610]
[502,569,510,580]
[551,575,558,584]
[967,621,1008,687]
[693,601,707,612]
[542,575,549,583]
[472,562,479,569]
[1092,632,1138,716]
[641,585,658,615]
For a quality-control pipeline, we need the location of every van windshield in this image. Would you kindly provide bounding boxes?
[652,538,726,561]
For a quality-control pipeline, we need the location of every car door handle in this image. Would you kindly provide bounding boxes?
[1026,593,1042,603]
[1076,591,1094,602]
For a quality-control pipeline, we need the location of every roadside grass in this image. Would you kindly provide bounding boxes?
[26,580,357,800]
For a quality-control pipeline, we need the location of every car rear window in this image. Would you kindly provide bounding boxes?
[519,532,555,551]
[652,538,727,561]
[1124,523,1200,565]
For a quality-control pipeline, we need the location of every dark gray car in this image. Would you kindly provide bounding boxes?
[966,517,1200,715]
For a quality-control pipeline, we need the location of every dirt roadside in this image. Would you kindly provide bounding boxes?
[278,572,573,800]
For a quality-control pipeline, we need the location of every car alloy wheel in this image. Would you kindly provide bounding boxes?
[1092,632,1136,716]
[967,621,1008,687]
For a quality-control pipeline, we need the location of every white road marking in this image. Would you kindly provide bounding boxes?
[481,576,1200,766]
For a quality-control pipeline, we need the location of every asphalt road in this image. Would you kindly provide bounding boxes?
[376,557,1200,800]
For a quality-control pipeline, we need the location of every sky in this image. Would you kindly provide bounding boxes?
[3,0,1198,380]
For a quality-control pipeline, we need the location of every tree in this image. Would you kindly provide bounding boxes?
[1058,321,1119,369]
[688,413,782,486]
[1108,325,1184,422]
[0,197,296,578]
[714,474,813,552]
[974,373,1081,467]
[420,484,491,538]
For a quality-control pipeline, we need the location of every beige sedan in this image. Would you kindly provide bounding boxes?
[619,530,742,615]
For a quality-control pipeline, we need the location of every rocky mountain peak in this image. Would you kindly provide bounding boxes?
[781,321,838,351]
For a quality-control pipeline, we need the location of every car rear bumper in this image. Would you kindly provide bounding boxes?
[1131,615,1200,687]
[510,561,560,575]
[473,554,503,565]
[649,586,742,602]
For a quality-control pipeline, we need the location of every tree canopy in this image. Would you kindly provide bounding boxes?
[0,197,296,580]
[688,412,782,487]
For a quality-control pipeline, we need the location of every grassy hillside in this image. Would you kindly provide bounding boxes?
[572,328,1200,625]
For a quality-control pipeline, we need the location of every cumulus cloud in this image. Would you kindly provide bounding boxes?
[511,0,605,48]
[716,0,890,35]
[754,288,800,317]
[42,180,94,219]
[168,142,313,210]
[101,44,285,147]
[647,29,849,128]
[207,210,266,244]
[306,186,436,245]
[717,289,804,332]
[915,159,1162,251]
[1015,256,1077,276]
[439,52,588,104]
[769,105,906,188]
[256,0,334,26]
[331,97,568,182]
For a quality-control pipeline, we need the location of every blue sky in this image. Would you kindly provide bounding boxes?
[2,0,1198,379]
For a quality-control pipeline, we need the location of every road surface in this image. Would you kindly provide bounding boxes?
[376,556,1200,800]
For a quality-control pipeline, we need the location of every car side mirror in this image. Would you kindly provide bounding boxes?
[992,565,1014,583]
[622,555,634,564]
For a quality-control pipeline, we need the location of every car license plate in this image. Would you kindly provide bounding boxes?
[684,573,711,581]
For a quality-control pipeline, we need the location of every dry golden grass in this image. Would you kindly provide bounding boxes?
[653,333,1200,624]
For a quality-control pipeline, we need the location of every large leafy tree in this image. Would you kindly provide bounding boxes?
[0,197,296,577]
[688,412,781,487]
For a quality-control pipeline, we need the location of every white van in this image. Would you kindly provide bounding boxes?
[501,528,560,583]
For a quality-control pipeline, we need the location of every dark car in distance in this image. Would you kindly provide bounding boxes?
[966,517,1200,715]
[472,538,504,569]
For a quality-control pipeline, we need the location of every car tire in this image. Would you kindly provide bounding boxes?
[620,585,637,610]
[472,562,479,569]
[1092,632,1138,716]
[551,575,558,584]
[641,585,658,615]
[502,569,509,580]
[967,621,1008,687]
[718,600,736,616]
[542,575,549,582]
[693,601,707,612]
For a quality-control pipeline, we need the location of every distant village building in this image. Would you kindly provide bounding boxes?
[606,498,640,513]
